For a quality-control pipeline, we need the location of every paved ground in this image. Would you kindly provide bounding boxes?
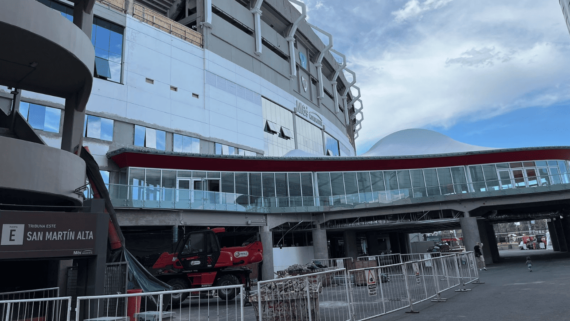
[157,250,570,320]
[380,249,570,321]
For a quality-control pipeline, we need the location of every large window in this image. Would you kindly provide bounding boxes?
[91,17,123,83]
[84,115,114,141]
[325,133,340,156]
[36,1,124,83]
[19,102,61,133]
[296,116,324,156]
[134,125,165,150]
[261,98,295,157]
[174,134,200,153]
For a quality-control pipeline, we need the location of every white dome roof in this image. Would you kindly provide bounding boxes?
[282,149,322,157]
[362,129,495,157]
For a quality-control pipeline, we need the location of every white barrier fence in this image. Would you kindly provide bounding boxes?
[312,257,353,270]
[253,268,351,321]
[0,287,60,301]
[75,284,244,321]
[0,252,480,321]
[0,296,72,321]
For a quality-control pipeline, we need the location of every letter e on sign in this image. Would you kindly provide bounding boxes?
[1,224,25,245]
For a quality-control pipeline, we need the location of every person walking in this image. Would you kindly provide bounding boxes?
[474,242,487,271]
[526,256,532,272]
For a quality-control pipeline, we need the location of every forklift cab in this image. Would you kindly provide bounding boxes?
[176,230,221,270]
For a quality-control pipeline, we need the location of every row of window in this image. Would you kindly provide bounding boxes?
[19,102,61,133]
[123,160,570,207]
[215,143,257,156]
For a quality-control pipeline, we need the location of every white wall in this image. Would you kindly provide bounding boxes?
[10,14,355,158]
[273,246,315,273]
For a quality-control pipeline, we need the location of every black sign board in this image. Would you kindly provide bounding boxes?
[0,211,104,259]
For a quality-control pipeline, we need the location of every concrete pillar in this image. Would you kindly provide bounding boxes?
[559,216,570,251]
[460,214,481,255]
[484,222,500,263]
[553,219,568,252]
[61,96,86,153]
[367,232,381,256]
[343,230,358,259]
[548,221,560,251]
[72,0,94,37]
[477,220,494,265]
[260,226,274,280]
[312,224,328,260]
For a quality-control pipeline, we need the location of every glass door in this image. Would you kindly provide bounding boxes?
[512,169,526,188]
[525,168,538,187]
[498,170,513,190]
[203,179,220,204]
[176,179,191,202]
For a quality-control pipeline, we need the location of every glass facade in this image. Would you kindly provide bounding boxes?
[19,102,61,133]
[296,116,324,155]
[174,134,200,153]
[325,133,340,156]
[134,125,166,150]
[84,115,114,141]
[262,98,295,157]
[106,160,570,210]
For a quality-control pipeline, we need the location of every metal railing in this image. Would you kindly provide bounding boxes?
[95,173,570,213]
[0,296,72,321]
[133,4,203,47]
[75,284,244,321]
[357,254,402,266]
[254,268,351,321]
[312,257,353,270]
[0,287,60,301]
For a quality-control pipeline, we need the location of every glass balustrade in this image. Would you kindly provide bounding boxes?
[94,172,570,212]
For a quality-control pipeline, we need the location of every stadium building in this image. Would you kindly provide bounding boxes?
[1,0,570,291]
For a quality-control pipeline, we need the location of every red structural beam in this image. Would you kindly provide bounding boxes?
[110,148,570,172]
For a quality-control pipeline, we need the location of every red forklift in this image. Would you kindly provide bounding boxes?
[146,228,263,302]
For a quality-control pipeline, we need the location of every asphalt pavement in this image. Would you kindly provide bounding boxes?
[379,249,570,321]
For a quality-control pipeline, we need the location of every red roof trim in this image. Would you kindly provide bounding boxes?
[109,149,570,172]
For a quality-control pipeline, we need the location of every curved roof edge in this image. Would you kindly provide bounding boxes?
[107,146,570,163]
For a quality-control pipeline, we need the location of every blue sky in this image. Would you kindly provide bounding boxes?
[296,0,570,155]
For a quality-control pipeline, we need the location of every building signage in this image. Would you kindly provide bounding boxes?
[0,211,103,259]
[295,101,323,127]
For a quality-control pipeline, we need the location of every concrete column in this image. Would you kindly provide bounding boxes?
[460,214,481,255]
[559,216,570,251]
[367,232,381,256]
[553,219,568,252]
[343,230,358,259]
[484,222,500,263]
[312,224,328,260]
[61,95,86,153]
[73,0,94,37]
[548,221,560,251]
[260,226,274,280]
[477,220,494,265]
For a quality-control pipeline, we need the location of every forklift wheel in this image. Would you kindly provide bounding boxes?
[215,274,240,301]
[167,278,190,305]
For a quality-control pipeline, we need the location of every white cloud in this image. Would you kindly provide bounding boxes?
[335,0,570,152]
[392,0,453,22]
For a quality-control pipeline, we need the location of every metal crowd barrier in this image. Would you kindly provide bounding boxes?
[75,284,244,321]
[312,257,353,270]
[0,287,60,301]
[0,296,72,321]
[357,254,402,266]
[254,268,351,321]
